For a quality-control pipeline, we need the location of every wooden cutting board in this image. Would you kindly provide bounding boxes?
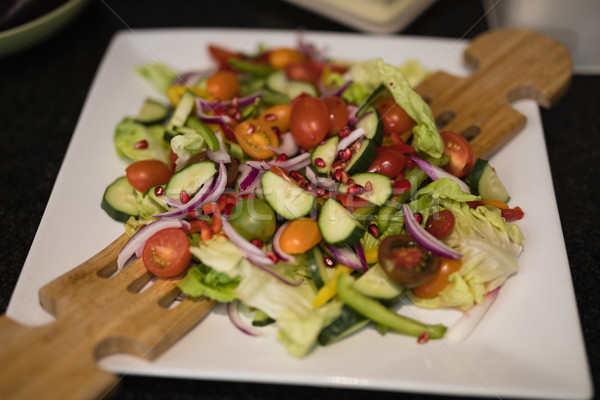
[0,28,572,400]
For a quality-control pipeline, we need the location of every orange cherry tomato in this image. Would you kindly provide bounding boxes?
[411,258,462,298]
[206,70,240,101]
[125,160,172,192]
[289,96,330,150]
[279,217,322,254]
[268,48,306,69]
[234,119,279,159]
[440,131,474,178]
[142,228,192,278]
[258,104,292,133]
[322,96,349,136]
[376,98,415,135]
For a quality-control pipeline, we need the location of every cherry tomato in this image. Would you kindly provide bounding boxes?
[279,217,322,254]
[376,98,415,135]
[233,119,279,159]
[392,178,411,196]
[367,149,406,179]
[285,62,320,86]
[335,193,374,211]
[501,206,524,221]
[206,70,240,101]
[229,198,277,241]
[289,96,330,150]
[440,131,474,178]
[142,228,192,278]
[424,209,455,239]
[378,234,441,288]
[322,96,349,136]
[411,258,462,298]
[258,104,292,133]
[125,160,172,192]
[268,48,306,69]
[208,44,242,68]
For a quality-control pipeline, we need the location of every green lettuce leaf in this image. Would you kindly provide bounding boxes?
[178,265,241,302]
[350,58,443,158]
[170,131,206,171]
[135,63,177,94]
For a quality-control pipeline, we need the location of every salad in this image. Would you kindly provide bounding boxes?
[101,36,526,358]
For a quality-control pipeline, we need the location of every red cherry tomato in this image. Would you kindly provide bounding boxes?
[207,44,242,68]
[206,70,240,101]
[289,96,330,150]
[412,257,462,298]
[424,209,455,238]
[285,62,319,86]
[322,96,349,136]
[440,131,474,178]
[367,149,406,179]
[376,98,415,135]
[125,160,172,192]
[142,228,192,278]
[378,234,441,288]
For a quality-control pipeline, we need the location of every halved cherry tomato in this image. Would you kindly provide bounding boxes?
[378,234,440,288]
[376,98,415,135]
[500,206,524,221]
[368,149,406,179]
[206,70,240,101]
[392,178,411,196]
[142,228,192,278]
[289,96,330,150]
[258,104,292,133]
[424,209,455,239]
[440,131,474,178]
[234,119,279,159]
[411,257,462,298]
[268,48,306,69]
[322,96,349,136]
[125,160,172,192]
[279,217,322,254]
[208,44,242,68]
[285,62,320,86]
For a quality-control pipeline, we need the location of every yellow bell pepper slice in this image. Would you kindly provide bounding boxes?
[312,264,352,308]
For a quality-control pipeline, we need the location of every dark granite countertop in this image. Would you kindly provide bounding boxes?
[1,1,598,399]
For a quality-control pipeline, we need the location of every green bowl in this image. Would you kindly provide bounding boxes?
[0,0,89,58]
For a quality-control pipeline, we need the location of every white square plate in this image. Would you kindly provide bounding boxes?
[7,29,593,399]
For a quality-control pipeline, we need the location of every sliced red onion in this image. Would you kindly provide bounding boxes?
[355,241,367,269]
[319,80,352,98]
[403,204,462,259]
[163,196,183,208]
[173,68,214,86]
[273,152,311,170]
[304,166,337,190]
[272,222,296,263]
[325,244,368,272]
[444,287,501,343]
[200,162,228,204]
[337,127,365,152]
[117,219,191,270]
[347,105,360,126]
[244,160,272,171]
[197,93,262,113]
[238,165,261,192]
[207,131,231,164]
[409,155,471,193]
[266,132,299,157]
[153,177,215,219]
[227,300,261,337]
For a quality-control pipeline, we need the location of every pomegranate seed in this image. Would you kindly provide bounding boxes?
[368,224,380,238]
[314,188,326,197]
[337,150,344,160]
[231,97,239,107]
[331,162,343,172]
[406,157,416,169]
[134,140,148,149]
[271,126,281,135]
[234,111,242,121]
[334,169,343,181]
[154,186,164,196]
[347,184,364,194]
[246,124,256,135]
[364,181,373,192]
[343,147,352,161]
[251,239,264,248]
[179,190,190,203]
[275,154,288,162]
[345,178,355,186]
[263,113,277,122]
[297,179,307,188]
[313,157,326,168]
[414,212,423,224]
[306,183,314,191]
[323,254,335,267]
[267,252,279,263]
[340,170,350,184]
[351,141,362,152]
[289,171,303,181]
[417,332,430,344]
[339,126,351,138]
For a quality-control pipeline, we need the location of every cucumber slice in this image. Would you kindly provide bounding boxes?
[267,70,317,99]
[317,305,369,346]
[252,309,275,327]
[147,184,169,210]
[101,176,139,222]
[113,118,170,165]
[343,139,377,175]
[318,198,365,246]
[352,264,404,300]
[355,84,385,117]
[135,98,170,125]
[469,158,510,202]
[165,89,195,137]
[261,170,316,220]
[165,160,217,199]
[310,136,339,177]
[355,106,383,146]
[338,172,392,207]
[307,247,332,290]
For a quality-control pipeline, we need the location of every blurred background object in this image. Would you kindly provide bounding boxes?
[0,0,89,58]
[482,0,600,74]
[281,0,437,34]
